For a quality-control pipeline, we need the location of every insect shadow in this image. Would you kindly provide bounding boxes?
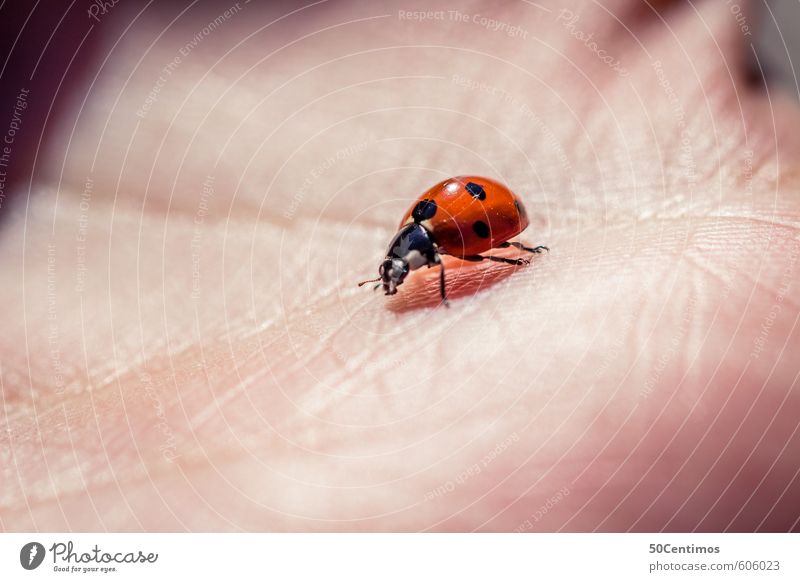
[385,252,539,312]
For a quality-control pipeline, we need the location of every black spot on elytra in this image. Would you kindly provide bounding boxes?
[412,198,437,222]
[465,182,486,200]
[472,220,490,239]
[515,198,528,222]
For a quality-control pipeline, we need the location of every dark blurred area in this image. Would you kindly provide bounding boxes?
[0,0,181,222]
[751,0,800,94]
[0,0,103,221]
[0,0,288,222]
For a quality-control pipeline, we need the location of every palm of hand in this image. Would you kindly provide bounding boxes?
[1,0,799,531]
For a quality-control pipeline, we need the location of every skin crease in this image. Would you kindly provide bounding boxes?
[1,0,799,532]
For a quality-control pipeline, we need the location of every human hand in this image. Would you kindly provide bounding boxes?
[1,0,799,531]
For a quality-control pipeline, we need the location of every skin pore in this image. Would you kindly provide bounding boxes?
[1,0,799,531]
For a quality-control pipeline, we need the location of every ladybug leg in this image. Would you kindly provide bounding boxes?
[434,254,449,307]
[462,254,530,266]
[500,241,550,254]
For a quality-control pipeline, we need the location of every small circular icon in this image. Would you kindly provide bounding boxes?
[20,542,46,570]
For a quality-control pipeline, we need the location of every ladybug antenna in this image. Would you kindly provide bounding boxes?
[357,276,382,287]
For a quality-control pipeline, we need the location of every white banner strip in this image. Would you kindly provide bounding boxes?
[1,533,797,581]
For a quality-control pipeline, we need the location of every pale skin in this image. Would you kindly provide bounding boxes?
[1,0,799,531]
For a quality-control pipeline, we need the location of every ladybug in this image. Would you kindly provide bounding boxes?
[359,176,548,304]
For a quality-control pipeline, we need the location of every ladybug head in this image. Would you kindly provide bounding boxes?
[380,257,409,295]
